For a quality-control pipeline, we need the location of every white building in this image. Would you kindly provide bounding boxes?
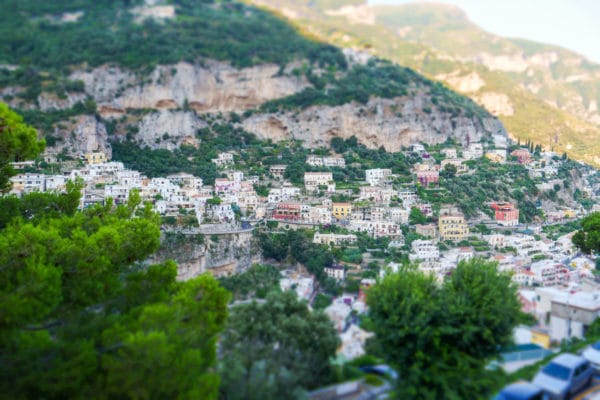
[304,172,334,193]
[365,169,392,186]
[116,169,142,187]
[323,156,346,168]
[348,219,401,238]
[530,260,568,287]
[105,185,131,204]
[548,290,600,342]
[45,175,69,191]
[409,240,440,262]
[167,173,203,191]
[268,186,301,203]
[307,205,332,224]
[388,207,410,224]
[463,142,484,160]
[9,173,46,194]
[211,152,234,167]
[324,265,346,281]
[313,233,358,246]
[441,148,458,159]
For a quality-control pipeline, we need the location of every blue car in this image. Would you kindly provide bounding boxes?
[532,353,593,400]
[494,382,547,400]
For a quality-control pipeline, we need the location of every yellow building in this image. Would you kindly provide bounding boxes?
[531,327,551,349]
[332,202,352,220]
[438,212,469,241]
[84,151,108,164]
[485,152,505,163]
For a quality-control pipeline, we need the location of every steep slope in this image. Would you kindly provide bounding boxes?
[0,0,503,165]
[248,0,600,166]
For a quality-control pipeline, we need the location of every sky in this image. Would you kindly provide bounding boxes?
[368,0,600,63]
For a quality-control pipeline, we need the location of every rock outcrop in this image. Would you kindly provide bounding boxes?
[52,115,111,157]
[151,230,261,281]
[136,110,207,150]
[71,61,309,113]
[242,96,505,150]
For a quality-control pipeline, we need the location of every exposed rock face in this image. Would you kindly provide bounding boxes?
[38,92,88,111]
[71,61,309,113]
[442,72,485,93]
[151,231,261,281]
[4,57,507,155]
[136,110,207,150]
[52,115,111,157]
[475,92,514,116]
[467,51,560,73]
[242,96,505,150]
[324,5,376,25]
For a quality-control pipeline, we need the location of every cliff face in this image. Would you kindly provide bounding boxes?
[71,61,309,113]
[51,115,112,158]
[151,231,261,281]
[242,96,504,151]
[10,58,505,156]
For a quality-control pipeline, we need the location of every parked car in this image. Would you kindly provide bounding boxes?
[582,340,600,372]
[532,353,593,400]
[494,381,547,400]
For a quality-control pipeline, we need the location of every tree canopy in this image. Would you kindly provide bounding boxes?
[0,191,230,399]
[572,212,600,255]
[0,102,45,193]
[218,290,339,400]
[366,259,523,399]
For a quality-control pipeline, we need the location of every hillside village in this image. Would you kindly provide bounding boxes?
[4,0,600,398]
[11,132,600,363]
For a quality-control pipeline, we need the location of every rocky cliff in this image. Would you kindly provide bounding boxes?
[71,61,309,113]
[243,96,504,151]
[151,230,261,281]
[5,57,505,157]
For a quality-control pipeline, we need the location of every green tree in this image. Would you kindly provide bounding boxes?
[0,102,45,193]
[572,212,600,255]
[219,291,339,400]
[440,163,457,179]
[409,206,427,225]
[0,179,84,229]
[0,194,230,399]
[207,196,222,206]
[366,259,522,399]
[219,264,281,301]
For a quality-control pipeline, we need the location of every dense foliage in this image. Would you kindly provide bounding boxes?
[262,59,489,120]
[1,0,346,71]
[572,212,600,255]
[257,229,334,283]
[218,264,282,301]
[0,191,230,398]
[111,122,259,184]
[0,180,82,229]
[0,109,230,398]
[366,259,523,399]
[219,290,339,399]
[431,157,543,220]
[0,102,45,193]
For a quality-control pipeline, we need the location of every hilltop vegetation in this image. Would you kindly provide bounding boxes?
[248,0,600,167]
[263,58,489,120]
[0,0,345,109]
[1,0,345,70]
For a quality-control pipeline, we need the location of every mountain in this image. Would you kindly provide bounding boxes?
[248,0,600,166]
[0,0,504,171]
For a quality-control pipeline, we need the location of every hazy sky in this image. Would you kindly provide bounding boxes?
[368,0,600,63]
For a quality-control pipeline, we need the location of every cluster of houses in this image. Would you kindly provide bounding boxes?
[8,137,600,354]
